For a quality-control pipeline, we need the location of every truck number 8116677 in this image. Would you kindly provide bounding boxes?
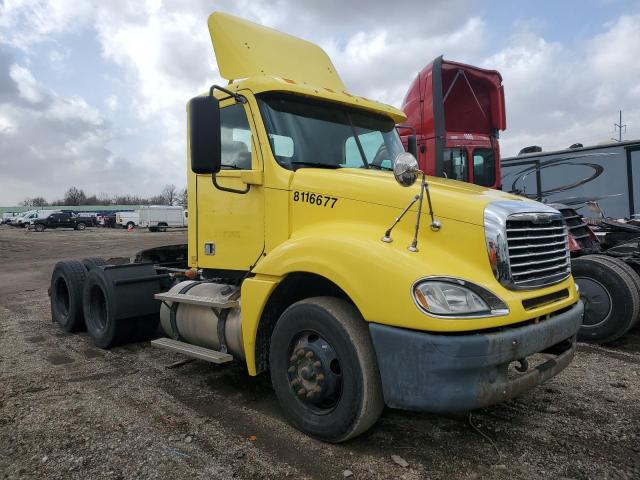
[293,191,338,208]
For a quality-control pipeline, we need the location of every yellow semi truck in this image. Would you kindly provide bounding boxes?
[49,12,583,442]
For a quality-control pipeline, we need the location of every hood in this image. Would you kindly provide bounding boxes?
[290,168,535,226]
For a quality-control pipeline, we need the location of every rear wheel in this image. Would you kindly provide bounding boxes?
[83,268,133,348]
[582,255,640,330]
[82,257,108,272]
[50,260,87,332]
[269,297,383,443]
[573,255,640,344]
[126,222,135,229]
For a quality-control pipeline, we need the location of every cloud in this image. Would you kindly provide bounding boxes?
[487,14,640,156]
[0,45,158,203]
[0,1,640,204]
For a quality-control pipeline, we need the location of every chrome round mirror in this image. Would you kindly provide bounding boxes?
[393,152,419,187]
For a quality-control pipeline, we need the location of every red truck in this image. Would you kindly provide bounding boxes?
[400,55,506,189]
[399,56,640,344]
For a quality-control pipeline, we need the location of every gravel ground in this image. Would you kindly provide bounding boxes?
[0,225,639,479]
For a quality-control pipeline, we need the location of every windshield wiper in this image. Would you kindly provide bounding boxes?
[290,161,342,170]
[221,164,243,170]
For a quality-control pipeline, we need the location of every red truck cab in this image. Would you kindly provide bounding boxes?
[400,56,506,188]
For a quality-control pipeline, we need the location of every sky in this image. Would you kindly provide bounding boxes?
[1,0,640,204]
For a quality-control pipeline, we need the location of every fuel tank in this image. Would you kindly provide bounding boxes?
[159,281,244,359]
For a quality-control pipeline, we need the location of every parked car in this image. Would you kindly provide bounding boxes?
[76,212,98,226]
[1,212,21,224]
[30,212,88,232]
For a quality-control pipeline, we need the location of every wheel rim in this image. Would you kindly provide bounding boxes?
[575,276,612,327]
[287,331,343,414]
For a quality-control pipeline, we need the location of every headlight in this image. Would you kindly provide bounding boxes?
[412,277,509,317]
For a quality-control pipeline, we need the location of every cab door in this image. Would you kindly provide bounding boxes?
[195,100,265,271]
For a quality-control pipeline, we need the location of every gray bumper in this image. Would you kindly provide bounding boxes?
[369,301,584,412]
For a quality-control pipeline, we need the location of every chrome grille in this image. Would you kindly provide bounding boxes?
[505,215,570,288]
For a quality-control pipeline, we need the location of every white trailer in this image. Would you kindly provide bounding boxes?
[138,206,187,232]
[115,211,140,228]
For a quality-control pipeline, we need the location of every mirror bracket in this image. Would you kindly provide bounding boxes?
[209,84,247,104]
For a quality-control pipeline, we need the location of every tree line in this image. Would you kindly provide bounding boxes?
[19,185,188,208]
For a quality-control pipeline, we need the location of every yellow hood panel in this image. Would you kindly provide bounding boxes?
[290,169,532,226]
[208,12,345,91]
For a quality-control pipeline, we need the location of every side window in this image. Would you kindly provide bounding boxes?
[442,148,468,181]
[220,103,252,170]
[472,149,496,187]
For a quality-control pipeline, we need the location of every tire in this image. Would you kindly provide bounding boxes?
[50,260,87,332]
[75,222,86,231]
[126,222,135,229]
[586,255,640,329]
[81,257,108,272]
[269,297,384,443]
[34,224,45,232]
[572,255,640,344]
[148,227,159,232]
[83,268,134,348]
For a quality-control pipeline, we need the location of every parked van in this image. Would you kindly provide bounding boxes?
[138,206,187,232]
[1,212,21,225]
[11,210,59,227]
[115,211,140,229]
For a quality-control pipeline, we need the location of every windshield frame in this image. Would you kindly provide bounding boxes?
[257,92,403,171]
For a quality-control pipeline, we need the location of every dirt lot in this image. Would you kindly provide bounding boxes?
[0,225,639,479]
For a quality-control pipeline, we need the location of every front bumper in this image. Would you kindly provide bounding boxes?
[369,300,583,412]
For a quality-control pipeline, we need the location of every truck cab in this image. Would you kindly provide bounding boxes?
[49,12,583,444]
[400,57,505,189]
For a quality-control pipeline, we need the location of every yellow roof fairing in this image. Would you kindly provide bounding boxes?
[209,12,345,91]
[207,12,406,124]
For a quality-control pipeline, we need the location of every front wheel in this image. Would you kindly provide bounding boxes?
[34,224,45,232]
[75,222,86,231]
[269,297,384,443]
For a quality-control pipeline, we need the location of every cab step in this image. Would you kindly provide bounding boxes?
[154,292,238,309]
[151,337,233,364]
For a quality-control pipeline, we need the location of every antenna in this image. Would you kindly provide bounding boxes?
[612,110,627,142]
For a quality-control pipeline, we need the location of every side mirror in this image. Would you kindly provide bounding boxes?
[393,152,420,187]
[407,135,418,158]
[188,95,221,174]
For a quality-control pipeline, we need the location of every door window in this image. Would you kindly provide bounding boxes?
[472,149,496,187]
[442,148,468,181]
[220,103,252,170]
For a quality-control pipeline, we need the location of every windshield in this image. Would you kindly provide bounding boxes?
[258,93,404,171]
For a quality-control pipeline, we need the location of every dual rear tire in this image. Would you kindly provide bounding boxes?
[50,258,158,347]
